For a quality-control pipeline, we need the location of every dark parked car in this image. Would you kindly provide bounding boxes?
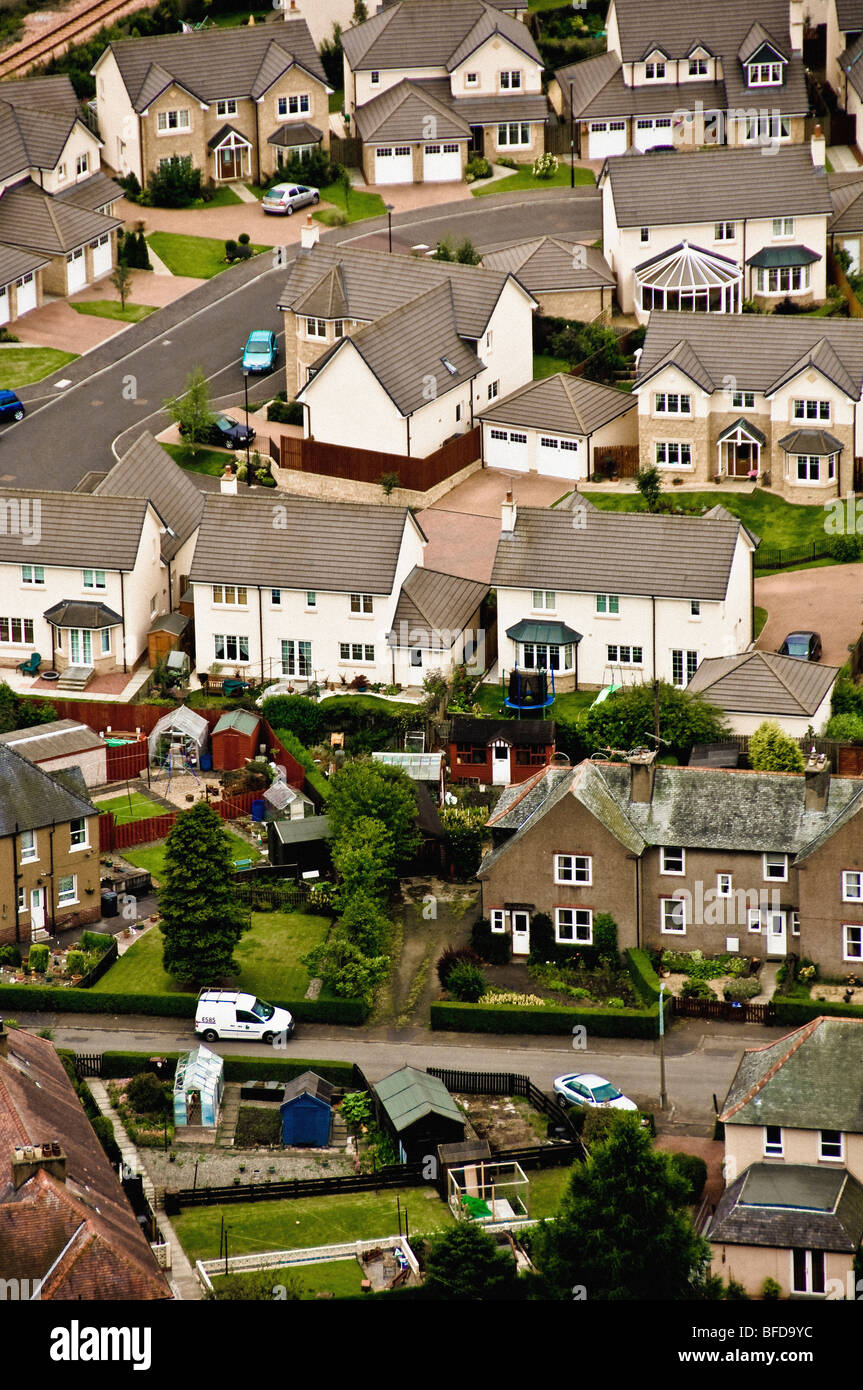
[778,631,822,661]
[0,390,25,422]
[180,414,255,449]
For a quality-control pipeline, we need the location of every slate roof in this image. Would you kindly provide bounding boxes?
[0,490,149,570]
[94,431,204,562]
[280,242,531,338]
[708,1164,863,1252]
[0,739,96,836]
[719,1017,863,1131]
[389,566,488,649]
[480,372,635,437]
[189,494,423,593]
[686,651,840,718]
[637,312,863,399]
[299,280,482,416]
[491,505,747,601]
[373,1065,463,1134]
[0,719,105,763]
[102,23,328,112]
[0,1027,171,1299]
[603,146,831,228]
[480,237,614,292]
[0,181,122,256]
[341,0,540,72]
[450,715,555,746]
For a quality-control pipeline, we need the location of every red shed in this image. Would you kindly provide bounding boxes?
[448,717,556,786]
[210,709,263,771]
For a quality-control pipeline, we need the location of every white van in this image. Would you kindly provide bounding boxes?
[195,990,294,1045]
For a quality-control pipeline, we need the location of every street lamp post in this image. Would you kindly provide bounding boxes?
[385,202,394,252]
[658,981,668,1110]
[242,368,252,486]
[570,81,575,189]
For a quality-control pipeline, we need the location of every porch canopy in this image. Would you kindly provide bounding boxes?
[716,418,767,479]
[43,600,123,629]
[745,245,821,270]
[635,240,742,314]
[208,124,252,179]
[777,428,842,455]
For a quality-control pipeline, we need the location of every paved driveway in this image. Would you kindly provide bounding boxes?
[755,561,863,667]
[417,468,571,581]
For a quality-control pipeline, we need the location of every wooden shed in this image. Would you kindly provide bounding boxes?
[280,1071,333,1147]
[267,815,332,877]
[211,709,263,771]
[147,611,189,668]
[373,1066,466,1164]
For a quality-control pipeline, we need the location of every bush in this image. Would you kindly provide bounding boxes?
[723,977,761,1002]
[28,944,49,973]
[81,931,113,954]
[436,945,482,989]
[0,945,22,967]
[825,712,863,741]
[680,977,713,999]
[147,156,203,208]
[0,983,367,1024]
[827,533,863,562]
[532,152,558,179]
[667,1151,707,1203]
[471,917,512,965]
[66,951,86,977]
[126,1070,167,1114]
[748,720,805,773]
[496,155,517,169]
[762,1277,782,1300]
[465,156,492,179]
[91,1114,122,1165]
[262,694,324,745]
[225,239,239,262]
[267,398,304,425]
[447,960,487,1003]
[440,806,487,878]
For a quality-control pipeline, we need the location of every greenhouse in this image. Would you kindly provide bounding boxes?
[173,1045,225,1130]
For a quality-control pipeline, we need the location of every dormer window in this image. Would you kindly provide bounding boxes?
[645,62,666,80]
[688,57,708,76]
[747,61,783,86]
[465,72,478,87]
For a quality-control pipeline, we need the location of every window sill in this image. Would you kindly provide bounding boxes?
[69,845,90,854]
[58,900,79,909]
[348,614,375,621]
[594,612,620,620]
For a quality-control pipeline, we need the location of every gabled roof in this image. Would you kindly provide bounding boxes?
[101,23,328,113]
[738,21,788,64]
[300,280,481,417]
[450,715,554,746]
[836,0,863,32]
[54,170,124,212]
[0,75,89,183]
[719,1017,863,1131]
[611,0,795,66]
[0,489,149,570]
[556,53,727,122]
[341,0,540,73]
[0,739,96,836]
[480,371,635,437]
[373,1065,463,1133]
[0,243,49,290]
[480,236,613,292]
[554,51,622,118]
[207,122,252,151]
[353,77,471,142]
[389,566,488,648]
[828,175,863,233]
[281,1071,333,1106]
[839,33,863,99]
[765,337,858,401]
[189,494,424,593]
[94,432,204,562]
[491,505,745,601]
[0,181,122,256]
[708,1163,863,1252]
[635,337,716,394]
[686,650,840,718]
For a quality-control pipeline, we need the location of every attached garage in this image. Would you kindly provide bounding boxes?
[537,433,581,478]
[423,142,462,181]
[90,233,112,279]
[66,246,86,292]
[0,286,8,325]
[634,116,673,151]
[588,119,627,158]
[485,425,529,472]
[374,145,413,184]
[15,272,37,315]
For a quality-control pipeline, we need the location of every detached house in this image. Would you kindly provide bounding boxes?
[551,0,809,160]
[490,493,755,691]
[342,0,549,184]
[635,311,863,501]
[478,751,863,975]
[600,139,832,318]
[709,1018,863,1298]
[0,74,122,315]
[92,20,330,188]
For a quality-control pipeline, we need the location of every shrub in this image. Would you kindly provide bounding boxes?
[440,806,487,878]
[431,1000,662,1037]
[827,533,863,562]
[471,917,512,965]
[28,944,49,973]
[0,945,22,967]
[262,694,324,745]
[447,960,487,1003]
[116,171,141,201]
[66,951,86,977]
[238,232,250,246]
[436,944,482,989]
[224,239,239,262]
[465,156,492,179]
[91,1114,122,1165]
[147,156,203,208]
[723,977,761,1002]
[825,712,863,742]
[496,155,517,169]
[80,931,113,954]
[762,1277,782,1300]
[593,913,619,960]
[748,720,805,773]
[126,1070,167,1114]
[532,152,558,179]
[267,398,303,425]
[680,977,713,999]
[667,1151,707,1203]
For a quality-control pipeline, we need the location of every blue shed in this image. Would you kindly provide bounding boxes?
[280,1071,334,1147]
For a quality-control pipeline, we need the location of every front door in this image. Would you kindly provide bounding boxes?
[729,441,753,477]
[30,887,45,932]
[765,910,787,957]
[69,629,93,665]
[492,741,511,784]
[470,125,484,155]
[511,910,530,956]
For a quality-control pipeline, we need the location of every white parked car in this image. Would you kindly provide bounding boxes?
[553,1072,637,1111]
[195,989,294,1044]
[261,182,319,215]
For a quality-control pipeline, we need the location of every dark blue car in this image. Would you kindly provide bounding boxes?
[0,390,25,423]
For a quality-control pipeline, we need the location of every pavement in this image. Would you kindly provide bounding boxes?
[755,559,863,667]
[417,468,570,580]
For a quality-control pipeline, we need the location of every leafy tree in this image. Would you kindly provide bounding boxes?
[261,694,323,744]
[424,1224,520,1300]
[352,0,368,20]
[635,463,662,512]
[584,680,728,761]
[110,262,133,311]
[159,801,249,984]
[532,1116,712,1300]
[318,22,344,91]
[301,929,389,1001]
[332,816,394,905]
[454,238,481,265]
[440,806,487,878]
[0,683,56,733]
[748,720,805,773]
[163,366,215,454]
[326,761,420,873]
[336,891,391,956]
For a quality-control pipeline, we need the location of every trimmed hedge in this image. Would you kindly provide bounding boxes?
[99,1051,356,1087]
[773,995,863,1026]
[0,984,368,1025]
[430,999,662,1037]
[626,949,663,1006]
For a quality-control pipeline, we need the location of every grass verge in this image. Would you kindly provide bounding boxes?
[162,442,235,477]
[0,347,78,386]
[146,232,270,278]
[313,182,388,225]
[473,163,595,196]
[72,300,157,323]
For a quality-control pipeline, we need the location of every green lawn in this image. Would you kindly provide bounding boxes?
[528,1164,575,1218]
[175,1185,453,1262]
[146,232,270,278]
[209,8,270,26]
[209,1258,365,1300]
[473,163,595,197]
[93,791,168,825]
[121,827,262,886]
[0,347,78,386]
[313,182,388,226]
[72,300,157,323]
[162,442,234,477]
[474,681,594,724]
[754,606,768,640]
[200,184,243,208]
[533,353,570,379]
[586,488,828,554]
[329,90,344,114]
[92,910,325,999]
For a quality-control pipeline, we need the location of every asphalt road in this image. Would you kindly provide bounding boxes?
[3,188,602,492]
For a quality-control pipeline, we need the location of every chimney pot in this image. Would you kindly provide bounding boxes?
[501,490,517,533]
[300,216,320,251]
[804,753,830,812]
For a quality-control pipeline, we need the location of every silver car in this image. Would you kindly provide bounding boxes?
[261,182,320,215]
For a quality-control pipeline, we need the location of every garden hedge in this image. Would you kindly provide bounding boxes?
[97,1051,356,1087]
[625,949,663,1006]
[430,999,663,1037]
[0,984,368,1025]
[772,995,863,1026]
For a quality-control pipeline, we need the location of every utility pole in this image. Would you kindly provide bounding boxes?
[569,82,575,188]
[658,982,668,1110]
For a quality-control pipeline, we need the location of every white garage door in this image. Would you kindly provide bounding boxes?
[66,247,86,293]
[423,142,462,182]
[0,285,10,325]
[537,433,581,479]
[15,272,36,315]
[486,426,529,471]
[374,145,413,184]
[588,119,627,158]
[90,233,112,279]
[634,116,673,151]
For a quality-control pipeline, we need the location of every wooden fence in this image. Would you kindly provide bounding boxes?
[426,1067,584,1142]
[105,740,149,781]
[702,733,863,777]
[278,427,481,493]
[590,443,639,479]
[671,996,776,1025]
[330,134,362,166]
[98,788,260,851]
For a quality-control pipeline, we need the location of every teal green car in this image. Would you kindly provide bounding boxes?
[242,330,278,373]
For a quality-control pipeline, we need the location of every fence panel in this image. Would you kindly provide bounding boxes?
[106,740,149,781]
[74,1053,104,1078]
[278,428,480,493]
[330,134,362,166]
[671,996,776,1025]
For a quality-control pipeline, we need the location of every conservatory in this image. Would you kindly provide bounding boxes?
[173,1045,225,1130]
[635,241,742,320]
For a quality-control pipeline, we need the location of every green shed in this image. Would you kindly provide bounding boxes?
[373,1066,466,1164]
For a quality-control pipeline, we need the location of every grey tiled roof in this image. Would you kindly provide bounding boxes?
[836,0,863,29]
[720,1018,863,1132]
[341,0,540,72]
[189,494,422,592]
[0,490,148,570]
[353,78,471,142]
[567,66,727,122]
[604,146,831,228]
[612,0,796,68]
[280,242,528,339]
[777,427,843,454]
[0,74,80,119]
[0,243,49,289]
[0,181,122,256]
[829,177,863,233]
[738,21,788,64]
[0,75,86,183]
[480,237,613,292]
[0,719,105,762]
[490,505,745,601]
[54,171,124,212]
[450,715,554,746]
[839,34,863,100]
[708,1164,863,1252]
[94,432,204,562]
[637,312,863,398]
[104,22,328,112]
[390,566,488,648]
[554,52,622,118]
[479,372,635,437]
[686,651,840,718]
[0,739,96,836]
[266,120,322,148]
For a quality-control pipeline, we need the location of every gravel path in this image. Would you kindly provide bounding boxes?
[141,1142,354,1190]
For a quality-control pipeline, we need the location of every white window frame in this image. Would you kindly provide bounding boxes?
[732,390,755,409]
[595,593,619,616]
[606,644,643,666]
[57,874,77,907]
[350,593,374,615]
[843,923,863,961]
[819,1130,844,1161]
[554,853,591,886]
[655,441,692,469]
[339,641,376,663]
[717,873,732,897]
[156,108,191,133]
[763,1125,783,1157]
[496,122,530,148]
[748,908,763,933]
[772,216,795,239]
[281,639,312,678]
[645,61,666,80]
[654,392,691,416]
[690,600,701,618]
[20,829,37,863]
[214,634,250,663]
[554,907,593,944]
[842,870,863,902]
[661,896,686,934]
[499,70,523,91]
[660,846,685,876]
[21,565,44,585]
[83,569,106,590]
[490,909,507,933]
[217,99,238,117]
[531,589,556,611]
[763,852,788,883]
[793,399,831,422]
[69,818,88,850]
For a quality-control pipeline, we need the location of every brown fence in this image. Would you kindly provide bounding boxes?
[591,443,639,479]
[330,134,362,167]
[705,732,863,776]
[671,996,776,1025]
[98,789,260,852]
[278,427,481,493]
[105,741,149,782]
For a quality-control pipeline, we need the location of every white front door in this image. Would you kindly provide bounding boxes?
[66,247,86,292]
[30,887,45,932]
[492,741,511,784]
[91,234,112,278]
[15,272,36,315]
[511,910,530,956]
[69,629,93,665]
[537,434,581,479]
[766,910,787,958]
[485,427,529,471]
[588,119,627,158]
[374,145,412,184]
[423,142,462,181]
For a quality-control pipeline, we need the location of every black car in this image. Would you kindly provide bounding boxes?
[180,414,255,450]
[778,631,822,661]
